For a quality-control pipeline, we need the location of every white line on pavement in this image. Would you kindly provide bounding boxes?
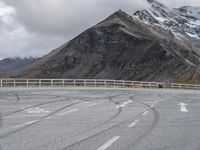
[150,105,154,108]
[10,120,38,129]
[59,109,78,116]
[86,103,97,107]
[142,111,149,116]
[97,136,120,150]
[24,120,38,125]
[128,120,140,128]
[116,100,133,109]
[128,100,133,104]
[45,116,52,120]
[128,122,137,128]
[116,105,121,109]
[6,114,45,118]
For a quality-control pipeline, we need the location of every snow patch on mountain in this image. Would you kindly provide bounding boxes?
[179,6,200,20]
[186,32,199,39]
[134,0,200,41]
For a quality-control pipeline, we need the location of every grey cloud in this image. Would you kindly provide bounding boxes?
[0,29,68,59]
[2,0,149,37]
[0,0,150,59]
[0,0,200,59]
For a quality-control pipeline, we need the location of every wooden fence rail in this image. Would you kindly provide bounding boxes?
[0,78,199,90]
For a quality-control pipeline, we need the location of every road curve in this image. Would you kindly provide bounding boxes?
[0,87,200,150]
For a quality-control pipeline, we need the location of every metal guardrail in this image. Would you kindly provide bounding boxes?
[0,78,199,90]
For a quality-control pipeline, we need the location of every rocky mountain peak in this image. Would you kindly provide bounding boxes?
[134,0,200,43]
[147,0,168,9]
[95,9,134,28]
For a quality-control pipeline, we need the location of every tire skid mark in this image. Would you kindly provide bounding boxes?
[0,92,15,101]
[61,93,160,150]
[61,94,139,150]
[2,92,103,119]
[0,91,65,101]
[68,95,123,138]
[127,96,160,149]
[0,100,87,139]
[2,98,70,117]
[14,93,20,103]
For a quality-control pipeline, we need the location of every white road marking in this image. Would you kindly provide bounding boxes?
[6,114,45,118]
[24,120,38,125]
[59,109,78,116]
[116,105,121,109]
[97,136,120,150]
[86,103,97,107]
[128,122,137,128]
[116,100,133,109]
[10,120,38,129]
[128,120,140,128]
[142,111,149,116]
[10,124,24,129]
[178,103,188,112]
[128,100,133,104]
[45,116,52,120]
[26,107,50,114]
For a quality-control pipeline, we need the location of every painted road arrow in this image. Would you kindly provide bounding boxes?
[178,102,188,112]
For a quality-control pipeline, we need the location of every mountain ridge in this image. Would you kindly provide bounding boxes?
[16,0,200,83]
[0,57,37,78]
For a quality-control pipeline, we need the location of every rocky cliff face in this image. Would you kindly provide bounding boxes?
[17,7,200,83]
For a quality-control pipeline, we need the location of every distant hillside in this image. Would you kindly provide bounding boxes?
[0,57,37,78]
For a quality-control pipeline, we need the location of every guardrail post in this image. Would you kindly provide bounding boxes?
[39,80,41,87]
[62,80,64,87]
[0,79,2,87]
[94,80,97,87]
[73,80,76,86]
[13,79,16,87]
[51,80,53,87]
[84,80,86,86]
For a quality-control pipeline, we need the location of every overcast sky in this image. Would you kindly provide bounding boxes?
[0,0,200,59]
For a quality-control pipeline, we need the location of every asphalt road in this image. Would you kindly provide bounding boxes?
[0,87,200,150]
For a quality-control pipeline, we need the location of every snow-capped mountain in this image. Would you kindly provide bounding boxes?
[134,0,200,42]
[16,1,200,83]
